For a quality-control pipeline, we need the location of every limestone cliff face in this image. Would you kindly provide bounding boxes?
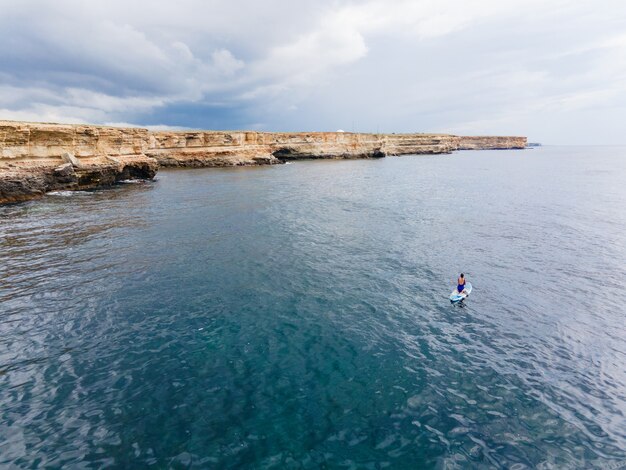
[0,120,527,204]
[457,136,526,150]
[147,131,278,167]
[382,134,460,155]
[146,131,489,167]
[147,131,391,166]
[0,121,158,203]
[0,121,153,162]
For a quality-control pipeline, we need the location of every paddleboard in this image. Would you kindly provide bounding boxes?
[450,282,472,303]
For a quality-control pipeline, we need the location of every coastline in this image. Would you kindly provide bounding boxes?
[0,120,527,204]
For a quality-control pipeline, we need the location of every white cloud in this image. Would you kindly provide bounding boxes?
[211,49,245,76]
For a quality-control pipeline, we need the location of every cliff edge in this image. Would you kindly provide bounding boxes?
[0,121,158,203]
[0,120,527,204]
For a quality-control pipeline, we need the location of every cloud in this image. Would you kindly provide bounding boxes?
[0,0,625,142]
[211,49,245,76]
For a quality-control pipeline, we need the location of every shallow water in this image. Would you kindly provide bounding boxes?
[1,147,625,468]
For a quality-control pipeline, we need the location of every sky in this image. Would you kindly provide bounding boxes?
[0,0,625,144]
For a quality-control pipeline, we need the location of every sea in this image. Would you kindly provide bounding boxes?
[1,146,625,469]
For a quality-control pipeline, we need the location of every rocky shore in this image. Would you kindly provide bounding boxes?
[0,120,526,204]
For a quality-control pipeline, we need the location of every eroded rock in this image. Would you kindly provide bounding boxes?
[0,120,526,204]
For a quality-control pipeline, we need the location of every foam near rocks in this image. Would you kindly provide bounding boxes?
[47,190,92,197]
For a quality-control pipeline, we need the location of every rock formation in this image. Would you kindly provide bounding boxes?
[0,121,158,203]
[0,120,527,204]
[457,136,527,150]
[145,131,527,167]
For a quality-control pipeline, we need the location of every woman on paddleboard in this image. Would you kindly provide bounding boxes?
[457,274,467,293]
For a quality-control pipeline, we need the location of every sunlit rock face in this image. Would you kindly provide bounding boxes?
[0,120,526,203]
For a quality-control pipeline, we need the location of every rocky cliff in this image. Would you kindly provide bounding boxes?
[146,131,528,167]
[457,136,526,150]
[0,121,158,203]
[0,120,526,204]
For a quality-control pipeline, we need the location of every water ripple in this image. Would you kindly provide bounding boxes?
[1,148,625,468]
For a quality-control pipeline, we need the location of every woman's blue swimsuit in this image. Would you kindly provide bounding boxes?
[457,283,465,292]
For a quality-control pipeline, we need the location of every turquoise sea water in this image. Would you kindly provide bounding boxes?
[1,147,625,468]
